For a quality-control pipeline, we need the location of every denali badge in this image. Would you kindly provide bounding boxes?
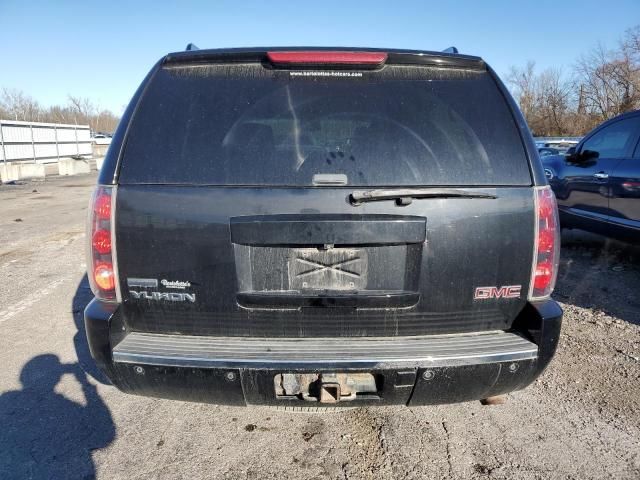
[474,285,521,300]
[130,290,196,303]
[127,278,158,288]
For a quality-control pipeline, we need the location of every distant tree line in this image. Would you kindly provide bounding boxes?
[0,89,120,134]
[507,25,639,137]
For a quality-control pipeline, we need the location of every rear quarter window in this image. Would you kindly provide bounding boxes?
[119,63,531,186]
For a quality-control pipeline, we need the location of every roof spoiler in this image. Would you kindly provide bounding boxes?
[165,47,484,70]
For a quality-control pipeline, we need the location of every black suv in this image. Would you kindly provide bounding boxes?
[543,110,640,243]
[84,47,562,407]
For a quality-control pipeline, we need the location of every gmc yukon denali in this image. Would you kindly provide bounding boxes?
[84,46,563,408]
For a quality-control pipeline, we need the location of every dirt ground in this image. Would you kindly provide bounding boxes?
[0,172,638,479]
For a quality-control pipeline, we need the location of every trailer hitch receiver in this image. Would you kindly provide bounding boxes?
[274,372,377,403]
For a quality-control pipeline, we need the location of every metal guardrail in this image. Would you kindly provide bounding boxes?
[0,119,92,164]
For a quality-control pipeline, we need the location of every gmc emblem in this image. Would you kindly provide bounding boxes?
[474,285,522,300]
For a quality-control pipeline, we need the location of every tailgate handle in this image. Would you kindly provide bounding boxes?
[237,291,420,309]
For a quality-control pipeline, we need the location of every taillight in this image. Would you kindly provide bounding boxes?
[267,51,388,67]
[87,186,118,301]
[529,186,560,300]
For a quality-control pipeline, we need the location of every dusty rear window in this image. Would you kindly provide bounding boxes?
[119,64,531,186]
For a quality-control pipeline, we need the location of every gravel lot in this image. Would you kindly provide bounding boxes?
[1,172,639,479]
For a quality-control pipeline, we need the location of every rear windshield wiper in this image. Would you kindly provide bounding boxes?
[349,188,497,206]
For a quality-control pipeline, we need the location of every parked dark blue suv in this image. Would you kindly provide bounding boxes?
[543,110,640,242]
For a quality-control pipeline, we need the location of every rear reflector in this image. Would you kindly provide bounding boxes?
[87,186,118,301]
[267,51,388,66]
[529,186,560,300]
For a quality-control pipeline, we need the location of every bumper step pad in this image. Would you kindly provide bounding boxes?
[113,331,537,370]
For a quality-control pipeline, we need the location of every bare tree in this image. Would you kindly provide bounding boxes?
[67,95,97,125]
[619,25,640,111]
[507,63,572,136]
[574,42,639,122]
[0,88,42,121]
[537,68,571,136]
[507,61,537,123]
[47,105,72,124]
[0,89,120,132]
[506,25,640,136]
[92,109,120,133]
[64,96,120,132]
[621,25,640,64]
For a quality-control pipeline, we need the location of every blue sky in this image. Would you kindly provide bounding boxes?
[1,0,639,113]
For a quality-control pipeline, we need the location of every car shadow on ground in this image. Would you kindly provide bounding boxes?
[0,277,116,479]
[554,230,640,326]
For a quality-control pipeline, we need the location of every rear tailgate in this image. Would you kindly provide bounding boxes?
[116,186,533,337]
[114,54,535,337]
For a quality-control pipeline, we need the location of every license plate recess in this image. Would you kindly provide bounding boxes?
[288,248,367,291]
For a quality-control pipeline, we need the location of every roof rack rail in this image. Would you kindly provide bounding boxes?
[442,46,459,54]
[185,43,199,51]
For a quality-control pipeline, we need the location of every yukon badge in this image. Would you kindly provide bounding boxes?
[474,285,521,300]
[130,291,196,303]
